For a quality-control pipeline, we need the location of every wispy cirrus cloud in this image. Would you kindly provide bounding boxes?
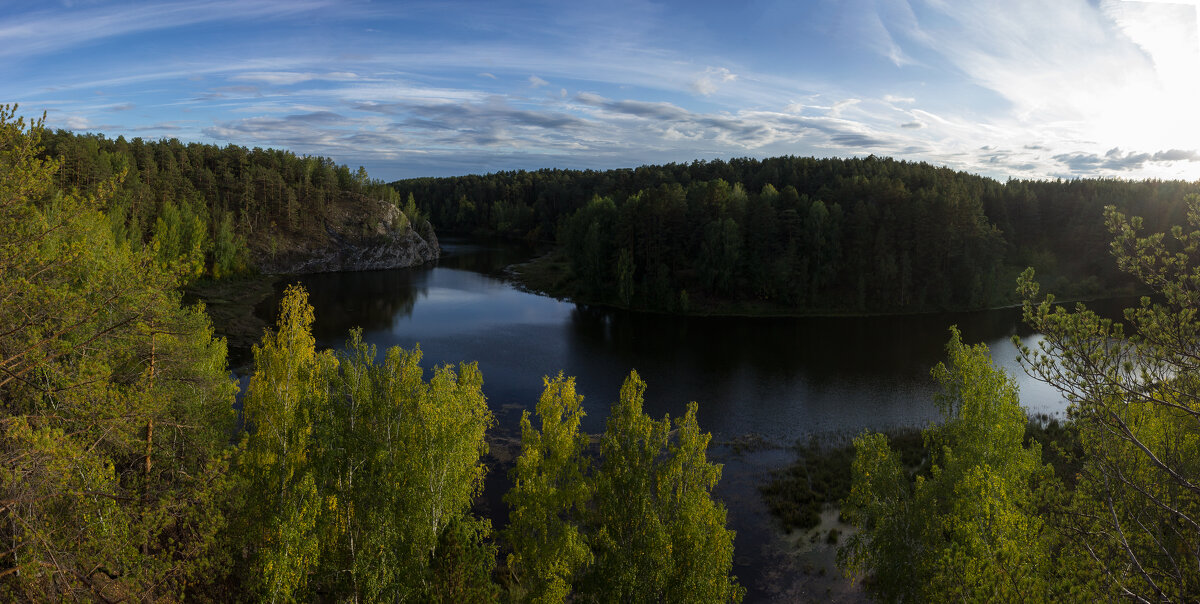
[230,71,367,85]
[0,0,332,59]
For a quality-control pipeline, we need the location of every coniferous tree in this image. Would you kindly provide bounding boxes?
[1017,199,1200,601]
[0,106,238,601]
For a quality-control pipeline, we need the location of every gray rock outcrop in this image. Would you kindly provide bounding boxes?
[255,199,440,275]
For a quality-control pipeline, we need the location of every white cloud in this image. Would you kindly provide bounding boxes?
[63,115,90,129]
[230,71,365,85]
[231,71,318,85]
[19,0,1200,180]
[690,66,737,96]
[829,99,860,117]
[863,6,916,66]
[904,0,1200,170]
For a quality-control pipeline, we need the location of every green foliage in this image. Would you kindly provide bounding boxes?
[427,516,500,603]
[394,155,1186,313]
[152,199,208,280]
[0,105,238,601]
[1016,197,1200,601]
[840,329,1051,602]
[587,372,675,600]
[210,210,246,278]
[40,128,407,281]
[508,371,743,603]
[240,285,336,601]
[240,300,496,602]
[589,374,743,602]
[401,191,426,228]
[617,248,636,307]
[504,373,592,603]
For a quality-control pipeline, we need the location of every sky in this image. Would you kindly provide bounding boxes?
[6,0,1200,181]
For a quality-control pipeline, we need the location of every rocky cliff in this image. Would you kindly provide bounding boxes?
[252,196,440,275]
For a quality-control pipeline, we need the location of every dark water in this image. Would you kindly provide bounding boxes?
[254,238,1126,601]
[261,239,1079,439]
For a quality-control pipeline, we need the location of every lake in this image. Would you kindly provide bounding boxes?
[253,237,1104,601]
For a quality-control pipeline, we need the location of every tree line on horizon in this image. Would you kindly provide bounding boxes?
[393,158,1199,312]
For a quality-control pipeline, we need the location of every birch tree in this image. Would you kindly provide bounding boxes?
[241,285,336,602]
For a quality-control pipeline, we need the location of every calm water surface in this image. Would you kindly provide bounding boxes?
[255,238,1117,601]
[262,238,1073,439]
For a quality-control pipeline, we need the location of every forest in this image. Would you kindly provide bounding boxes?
[0,107,743,602]
[38,127,428,282]
[394,159,1199,313]
[4,101,1200,603]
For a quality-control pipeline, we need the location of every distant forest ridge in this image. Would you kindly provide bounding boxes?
[392,156,1200,312]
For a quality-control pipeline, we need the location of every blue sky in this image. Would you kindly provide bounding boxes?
[7,0,1200,180]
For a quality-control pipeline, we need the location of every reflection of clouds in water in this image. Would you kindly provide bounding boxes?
[420,287,490,305]
[988,333,1069,418]
[389,272,574,347]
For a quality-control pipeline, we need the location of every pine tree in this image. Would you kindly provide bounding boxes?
[1017,199,1200,601]
[0,105,238,601]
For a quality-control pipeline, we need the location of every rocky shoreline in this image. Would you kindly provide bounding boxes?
[188,197,442,368]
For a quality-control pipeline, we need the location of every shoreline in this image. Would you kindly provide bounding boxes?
[504,248,1143,320]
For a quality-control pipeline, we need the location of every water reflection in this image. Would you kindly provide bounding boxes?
[261,266,427,339]
[256,239,1139,443]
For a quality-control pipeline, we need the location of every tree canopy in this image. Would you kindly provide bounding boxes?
[840,197,1200,602]
[0,106,240,601]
